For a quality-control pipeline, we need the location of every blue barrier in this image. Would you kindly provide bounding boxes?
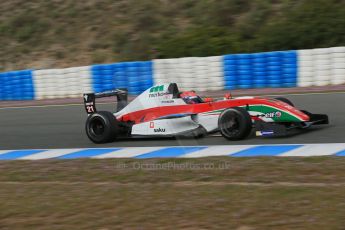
[223,50,297,90]
[91,61,153,95]
[282,51,297,87]
[0,70,35,100]
[0,49,300,100]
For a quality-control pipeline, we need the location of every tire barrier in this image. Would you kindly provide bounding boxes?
[0,70,34,100]
[224,51,297,90]
[298,47,345,87]
[91,61,153,95]
[33,66,93,99]
[153,56,223,91]
[0,47,344,100]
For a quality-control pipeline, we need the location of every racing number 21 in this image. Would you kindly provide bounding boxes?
[87,106,95,113]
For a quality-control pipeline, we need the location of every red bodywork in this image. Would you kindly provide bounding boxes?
[118,97,310,124]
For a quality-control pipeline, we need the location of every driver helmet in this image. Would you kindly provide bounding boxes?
[180,91,203,104]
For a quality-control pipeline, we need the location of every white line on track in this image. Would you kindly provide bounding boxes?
[92,147,163,159]
[19,148,83,160]
[180,145,254,158]
[0,150,11,156]
[279,143,345,157]
[0,91,344,110]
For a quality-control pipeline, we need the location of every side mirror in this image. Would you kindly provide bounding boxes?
[224,93,232,100]
[204,97,214,103]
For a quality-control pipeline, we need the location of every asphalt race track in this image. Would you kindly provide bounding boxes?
[0,92,344,150]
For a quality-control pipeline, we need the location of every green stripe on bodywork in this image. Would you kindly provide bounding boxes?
[248,105,302,122]
[202,109,225,115]
[201,105,302,122]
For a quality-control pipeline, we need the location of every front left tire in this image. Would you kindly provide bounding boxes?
[218,107,252,140]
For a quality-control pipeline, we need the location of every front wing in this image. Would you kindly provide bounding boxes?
[255,110,329,137]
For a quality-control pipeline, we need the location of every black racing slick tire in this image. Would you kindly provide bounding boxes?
[218,107,252,140]
[275,97,294,106]
[85,111,119,143]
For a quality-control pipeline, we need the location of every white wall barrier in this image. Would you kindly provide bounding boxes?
[33,66,93,99]
[153,56,224,91]
[331,47,345,85]
[298,47,345,87]
[1,46,344,101]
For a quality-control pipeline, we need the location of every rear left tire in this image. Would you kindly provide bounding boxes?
[85,111,120,143]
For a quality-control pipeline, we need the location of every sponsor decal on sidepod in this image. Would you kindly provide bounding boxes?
[265,111,282,118]
[154,128,166,133]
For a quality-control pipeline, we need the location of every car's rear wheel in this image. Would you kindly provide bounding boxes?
[218,107,252,140]
[85,111,119,143]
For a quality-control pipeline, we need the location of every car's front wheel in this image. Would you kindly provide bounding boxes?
[85,111,119,143]
[218,107,252,140]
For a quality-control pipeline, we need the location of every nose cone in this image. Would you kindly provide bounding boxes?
[276,101,310,122]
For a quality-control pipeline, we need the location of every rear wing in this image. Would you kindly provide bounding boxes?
[83,89,128,115]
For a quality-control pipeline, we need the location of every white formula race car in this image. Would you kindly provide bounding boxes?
[83,83,328,143]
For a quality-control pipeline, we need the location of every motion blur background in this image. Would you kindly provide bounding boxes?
[1,0,344,71]
[1,0,344,101]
